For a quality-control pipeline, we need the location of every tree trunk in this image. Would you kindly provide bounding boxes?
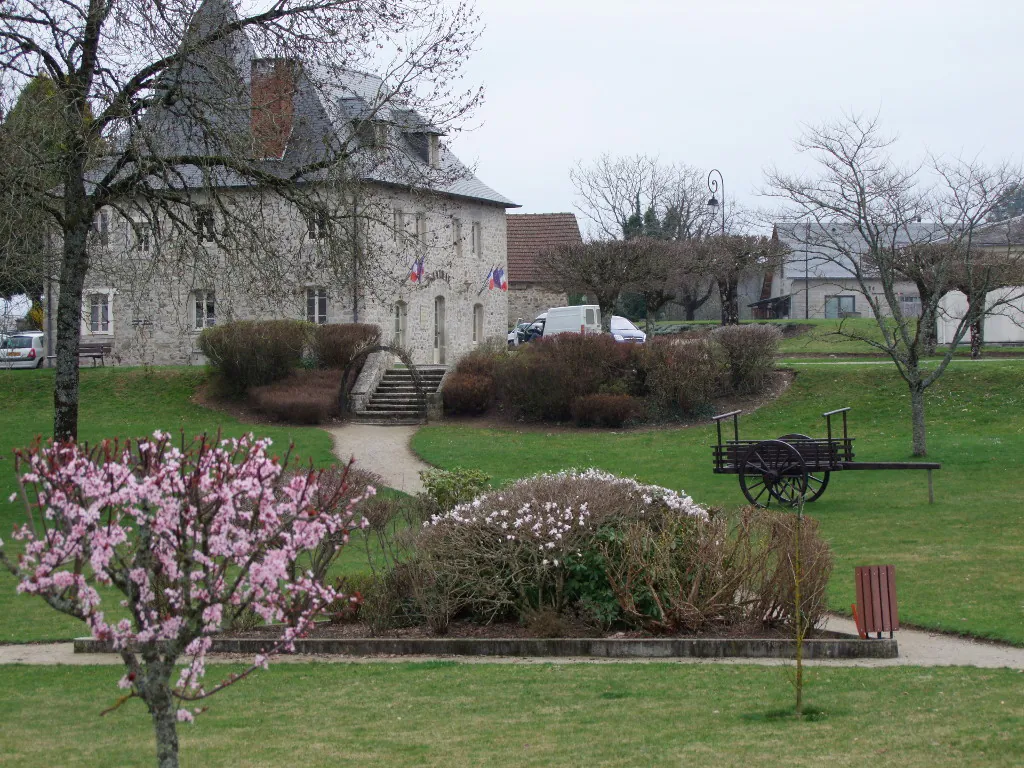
[141,660,181,768]
[969,309,984,360]
[684,302,696,321]
[53,184,93,440]
[917,284,938,356]
[909,383,927,457]
[719,279,739,325]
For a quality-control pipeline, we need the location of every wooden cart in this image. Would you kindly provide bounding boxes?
[711,407,941,508]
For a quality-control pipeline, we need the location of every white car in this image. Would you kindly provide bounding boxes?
[1,331,46,369]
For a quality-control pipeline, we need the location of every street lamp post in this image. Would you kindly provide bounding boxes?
[706,168,726,236]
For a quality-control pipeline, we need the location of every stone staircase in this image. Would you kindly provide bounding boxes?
[352,365,446,425]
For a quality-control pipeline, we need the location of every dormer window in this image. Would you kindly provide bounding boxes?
[428,134,440,168]
[357,120,388,148]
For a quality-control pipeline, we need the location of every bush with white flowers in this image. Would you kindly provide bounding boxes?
[396,468,832,635]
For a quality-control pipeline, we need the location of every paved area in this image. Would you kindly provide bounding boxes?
[324,423,431,495]
[2,617,1022,668]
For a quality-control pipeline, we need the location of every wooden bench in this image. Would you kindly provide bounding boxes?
[853,565,899,639]
[79,342,113,366]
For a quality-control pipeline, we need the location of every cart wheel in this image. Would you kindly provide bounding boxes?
[739,440,808,508]
[777,434,830,503]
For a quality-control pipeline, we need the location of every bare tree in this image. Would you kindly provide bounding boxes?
[1,0,482,439]
[705,234,785,326]
[570,154,713,241]
[765,114,1023,456]
[538,239,641,331]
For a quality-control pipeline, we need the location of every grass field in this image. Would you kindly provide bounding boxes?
[0,367,337,643]
[413,362,1024,645]
[1,663,1021,767]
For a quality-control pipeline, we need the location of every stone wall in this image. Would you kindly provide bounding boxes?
[508,285,568,326]
[55,185,510,367]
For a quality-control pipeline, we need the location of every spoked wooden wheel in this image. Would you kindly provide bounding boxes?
[777,434,830,503]
[739,440,809,508]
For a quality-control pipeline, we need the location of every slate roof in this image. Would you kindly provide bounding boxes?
[97,0,516,208]
[506,213,582,283]
[774,222,946,279]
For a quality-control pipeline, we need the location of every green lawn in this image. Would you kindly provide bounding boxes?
[0,367,337,643]
[413,363,1024,645]
[1,663,1021,767]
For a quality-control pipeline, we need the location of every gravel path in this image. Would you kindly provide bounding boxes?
[2,618,1022,668]
[324,423,431,495]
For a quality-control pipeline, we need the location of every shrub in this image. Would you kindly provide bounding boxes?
[310,323,380,370]
[571,394,641,428]
[419,467,491,512]
[199,319,310,395]
[396,471,831,635]
[636,337,725,417]
[408,470,709,628]
[442,372,494,415]
[497,334,640,422]
[249,369,343,424]
[454,345,504,379]
[713,324,781,394]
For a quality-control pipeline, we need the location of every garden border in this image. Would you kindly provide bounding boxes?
[74,634,897,659]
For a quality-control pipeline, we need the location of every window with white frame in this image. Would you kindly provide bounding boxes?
[393,301,407,348]
[472,303,483,344]
[306,287,328,324]
[306,210,329,240]
[133,222,151,252]
[824,295,856,319]
[195,208,216,242]
[471,221,482,258]
[452,217,463,258]
[899,295,922,318]
[393,209,405,241]
[192,290,216,330]
[92,210,110,246]
[84,292,112,334]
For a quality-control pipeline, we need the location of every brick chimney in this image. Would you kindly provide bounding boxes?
[251,58,297,159]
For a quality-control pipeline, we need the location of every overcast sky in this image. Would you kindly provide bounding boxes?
[448,0,1020,229]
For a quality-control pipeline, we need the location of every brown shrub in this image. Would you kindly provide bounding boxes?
[198,319,310,395]
[311,323,381,370]
[249,369,342,424]
[712,324,781,394]
[636,337,725,417]
[571,394,641,428]
[496,334,640,422]
[454,347,503,379]
[442,372,494,415]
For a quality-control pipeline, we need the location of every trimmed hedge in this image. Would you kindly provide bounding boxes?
[198,320,309,395]
[712,324,781,394]
[311,323,380,370]
[442,373,494,416]
[249,370,342,424]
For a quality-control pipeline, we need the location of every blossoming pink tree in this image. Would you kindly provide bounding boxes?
[0,432,371,768]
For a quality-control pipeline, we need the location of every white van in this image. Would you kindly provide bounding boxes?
[541,305,602,337]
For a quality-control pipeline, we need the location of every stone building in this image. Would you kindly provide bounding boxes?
[53,0,518,370]
[505,213,581,323]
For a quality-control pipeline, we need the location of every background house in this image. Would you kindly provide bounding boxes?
[769,222,930,320]
[506,213,581,323]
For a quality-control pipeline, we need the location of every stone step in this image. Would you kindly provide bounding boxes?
[370,393,427,402]
[351,415,426,426]
[365,405,427,414]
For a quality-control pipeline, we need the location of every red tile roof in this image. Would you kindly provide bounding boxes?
[506,213,582,283]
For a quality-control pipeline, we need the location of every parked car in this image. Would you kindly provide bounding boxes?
[0,331,45,369]
[542,305,601,337]
[508,315,546,347]
[610,316,646,343]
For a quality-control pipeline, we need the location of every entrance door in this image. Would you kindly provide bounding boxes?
[433,296,446,364]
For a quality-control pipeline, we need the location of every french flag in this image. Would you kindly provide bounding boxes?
[486,267,495,290]
[409,256,424,282]
[494,266,508,291]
